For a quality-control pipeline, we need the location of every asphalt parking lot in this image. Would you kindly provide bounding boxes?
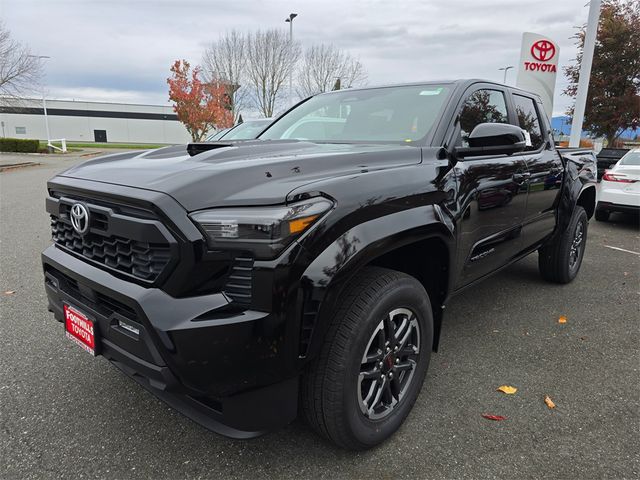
[1,153,639,480]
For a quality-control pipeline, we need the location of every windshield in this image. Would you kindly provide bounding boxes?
[260,84,451,144]
[221,120,272,140]
[206,128,229,141]
[620,151,640,166]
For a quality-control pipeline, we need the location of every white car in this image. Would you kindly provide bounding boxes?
[595,148,640,221]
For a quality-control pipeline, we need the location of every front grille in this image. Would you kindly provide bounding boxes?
[51,218,172,281]
[223,256,253,304]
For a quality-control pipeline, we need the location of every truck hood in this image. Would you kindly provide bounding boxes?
[59,140,421,211]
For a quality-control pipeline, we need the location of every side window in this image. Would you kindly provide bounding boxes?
[459,89,508,147]
[512,94,544,151]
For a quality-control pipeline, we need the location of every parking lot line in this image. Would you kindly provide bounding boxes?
[603,245,640,256]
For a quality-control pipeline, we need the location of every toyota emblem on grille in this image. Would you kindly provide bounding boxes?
[70,203,90,234]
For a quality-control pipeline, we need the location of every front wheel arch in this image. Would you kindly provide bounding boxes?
[366,237,450,351]
[300,232,452,361]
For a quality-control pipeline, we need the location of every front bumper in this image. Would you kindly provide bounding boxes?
[42,245,298,438]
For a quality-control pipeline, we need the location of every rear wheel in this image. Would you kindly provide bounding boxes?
[538,206,588,283]
[301,267,433,450]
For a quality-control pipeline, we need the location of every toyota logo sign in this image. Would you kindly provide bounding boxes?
[70,203,90,235]
[530,40,556,62]
[517,33,559,122]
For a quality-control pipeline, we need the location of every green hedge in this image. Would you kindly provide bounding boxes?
[0,138,40,153]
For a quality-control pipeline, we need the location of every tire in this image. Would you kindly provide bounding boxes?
[301,266,433,450]
[538,206,588,283]
[595,208,610,222]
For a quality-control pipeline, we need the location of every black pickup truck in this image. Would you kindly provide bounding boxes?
[42,80,597,450]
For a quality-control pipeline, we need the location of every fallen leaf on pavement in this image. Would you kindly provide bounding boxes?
[497,385,518,395]
[544,395,556,409]
[558,316,567,324]
[482,414,506,421]
[3,290,16,295]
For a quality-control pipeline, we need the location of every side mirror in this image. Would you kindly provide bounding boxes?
[455,123,526,159]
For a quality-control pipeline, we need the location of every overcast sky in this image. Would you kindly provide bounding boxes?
[1,0,591,116]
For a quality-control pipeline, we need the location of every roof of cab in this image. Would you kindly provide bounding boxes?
[315,79,540,100]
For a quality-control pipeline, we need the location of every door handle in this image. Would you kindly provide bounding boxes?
[512,172,531,182]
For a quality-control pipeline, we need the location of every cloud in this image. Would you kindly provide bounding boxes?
[3,0,590,115]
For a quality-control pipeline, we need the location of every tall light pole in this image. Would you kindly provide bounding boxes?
[27,55,52,148]
[285,13,298,103]
[569,0,601,148]
[498,66,514,84]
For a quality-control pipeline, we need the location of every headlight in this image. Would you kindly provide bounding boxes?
[190,197,334,259]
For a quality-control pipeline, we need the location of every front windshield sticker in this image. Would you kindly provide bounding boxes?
[419,88,443,96]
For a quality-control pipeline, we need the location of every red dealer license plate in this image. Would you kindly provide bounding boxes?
[64,304,97,356]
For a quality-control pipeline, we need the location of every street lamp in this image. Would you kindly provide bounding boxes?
[27,55,52,148]
[285,13,298,103]
[498,66,514,84]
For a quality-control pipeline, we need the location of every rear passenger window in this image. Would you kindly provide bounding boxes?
[459,89,508,147]
[512,94,544,151]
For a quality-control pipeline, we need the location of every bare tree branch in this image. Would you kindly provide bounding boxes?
[297,44,367,98]
[0,22,42,104]
[245,29,301,117]
[202,30,248,121]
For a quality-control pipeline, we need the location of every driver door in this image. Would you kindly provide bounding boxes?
[452,87,529,288]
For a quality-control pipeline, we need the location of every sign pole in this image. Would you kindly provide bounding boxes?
[569,0,601,148]
[43,92,51,148]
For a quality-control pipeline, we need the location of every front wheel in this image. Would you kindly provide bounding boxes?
[538,206,588,283]
[301,267,433,450]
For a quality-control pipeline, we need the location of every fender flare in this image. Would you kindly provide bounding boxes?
[554,157,597,237]
[297,204,455,360]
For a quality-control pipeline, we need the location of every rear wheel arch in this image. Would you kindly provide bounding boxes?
[577,185,596,220]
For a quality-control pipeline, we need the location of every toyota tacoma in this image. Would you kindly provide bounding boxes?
[42,80,597,449]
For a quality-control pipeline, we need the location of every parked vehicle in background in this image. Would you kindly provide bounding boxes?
[596,148,630,180]
[42,80,597,450]
[206,118,273,141]
[595,148,640,221]
[274,115,346,139]
[206,128,230,141]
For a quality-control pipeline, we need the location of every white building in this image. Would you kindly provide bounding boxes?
[0,98,191,144]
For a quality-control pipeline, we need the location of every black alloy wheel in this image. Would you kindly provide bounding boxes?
[301,267,433,450]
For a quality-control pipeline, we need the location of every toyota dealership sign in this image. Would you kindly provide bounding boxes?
[516,32,560,120]
[529,40,556,67]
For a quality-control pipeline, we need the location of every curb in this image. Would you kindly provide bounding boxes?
[0,162,41,172]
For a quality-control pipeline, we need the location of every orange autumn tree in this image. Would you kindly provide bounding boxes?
[167,59,234,142]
